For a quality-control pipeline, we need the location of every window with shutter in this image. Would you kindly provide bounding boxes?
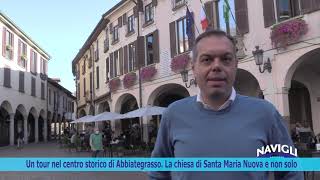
[235,0,249,34]
[114,50,119,77]
[118,16,123,28]
[19,71,25,93]
[124,45,128,73]
[169,22,177,58]
[146,34,154,65]
[172,0,186,10]
[77,83,80,99]
[153,30,159,63]
[176,17,190,54]
[96,66,100,89]
[49,88,51,104]
[110,54,114,78]
[263,0,276,27]
[30,50,38,74]
[31,77,36,97]
[106,57,110,82]
[145,3,154,23]
[112,25,119,43]
[128,43,136,72]
[104,28,109,52]
[119,48,124,75]
[18,40,27,68]
[90,72,93,93]
[276,0,300,22]
[127,15,135,34]
[3,68,11,88]
[83,78,86,97]
[123,13,127,25]
[41,82,45,100]
[95,40,99,61]
[136,36,145,68]
[4,30,14,60]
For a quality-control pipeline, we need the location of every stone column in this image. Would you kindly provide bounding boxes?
[44,118,48,142]
[35,115,39,143]
[9,113,15,146]
[58,118,61,140]
[275,87,291,129]
[24,115,28,144]
[53,116,57,140]
[142,116,149,143]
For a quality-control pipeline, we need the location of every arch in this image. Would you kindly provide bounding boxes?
[284,48,320,88]
[16,104,27,118]
[27,107,37,143]
[147,83,190,107]
[89,105,94,115]
[234,69,262,98]
[79,109,86,118]
[0,101,12,146]
[285,48,320,133]
[98,101,110,114]
[28,107,38,120]
[38,109,46,142]
[0,101,13,115]
[147,83,190,142]
[114,93,138,113]
[14,105,27,145]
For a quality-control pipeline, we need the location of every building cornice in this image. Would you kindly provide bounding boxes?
[0,11,51,60]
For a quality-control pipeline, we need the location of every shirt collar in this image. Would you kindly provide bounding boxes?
[196,87,236,111]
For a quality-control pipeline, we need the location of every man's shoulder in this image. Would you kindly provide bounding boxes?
[236,94,276,112]
[167,96,196,110]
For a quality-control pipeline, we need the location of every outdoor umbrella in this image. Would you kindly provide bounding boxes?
[121,105,167,119]
[88,111,123,122]
[70,115,94,124]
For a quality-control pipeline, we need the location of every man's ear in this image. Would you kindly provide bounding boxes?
[191,60,195,71]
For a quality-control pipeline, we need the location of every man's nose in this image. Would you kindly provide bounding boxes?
[210,57,222,72]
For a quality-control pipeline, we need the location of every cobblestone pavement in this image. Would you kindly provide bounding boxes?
[0,142,148,180]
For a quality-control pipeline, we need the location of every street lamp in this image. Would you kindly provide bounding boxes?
[252,46,272,73]
[180,69,196,88]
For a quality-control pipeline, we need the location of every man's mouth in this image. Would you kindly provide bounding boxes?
[207,77,226,86]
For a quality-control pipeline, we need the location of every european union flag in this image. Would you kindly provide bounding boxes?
[186,7,194,39]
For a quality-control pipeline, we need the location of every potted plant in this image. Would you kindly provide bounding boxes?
[140,65,157,81]
[21,54,27,61]
[6,45,12,51]
[170,53,190,73]
[109,78,120,92]
[270,18,308,48]
[123,72,137,88]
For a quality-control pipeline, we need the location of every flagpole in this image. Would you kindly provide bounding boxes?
[199,0,212,29]
[224,0,240,35]
[185,4,200,36]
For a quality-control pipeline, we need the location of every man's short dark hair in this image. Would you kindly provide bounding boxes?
[192,30,236,61]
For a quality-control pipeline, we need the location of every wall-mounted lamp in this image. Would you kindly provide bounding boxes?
[180,69,196,88]
[252,46,272,73]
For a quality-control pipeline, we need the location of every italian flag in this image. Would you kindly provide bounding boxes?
[200,7,208,31]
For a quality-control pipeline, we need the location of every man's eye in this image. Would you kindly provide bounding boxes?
[201,57,210,62]
[223,56,232,62]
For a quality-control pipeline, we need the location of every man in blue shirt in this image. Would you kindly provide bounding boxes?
[149,30,303,180]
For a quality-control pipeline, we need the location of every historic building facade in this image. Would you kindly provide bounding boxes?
[0,12,50,146]
[72,0,320,141]
[47,78,76,140]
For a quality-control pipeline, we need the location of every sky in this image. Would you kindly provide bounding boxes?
[0,0,235,93]
[0,0,121,93]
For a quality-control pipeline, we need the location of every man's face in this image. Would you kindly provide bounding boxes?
[192,35,237,100]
